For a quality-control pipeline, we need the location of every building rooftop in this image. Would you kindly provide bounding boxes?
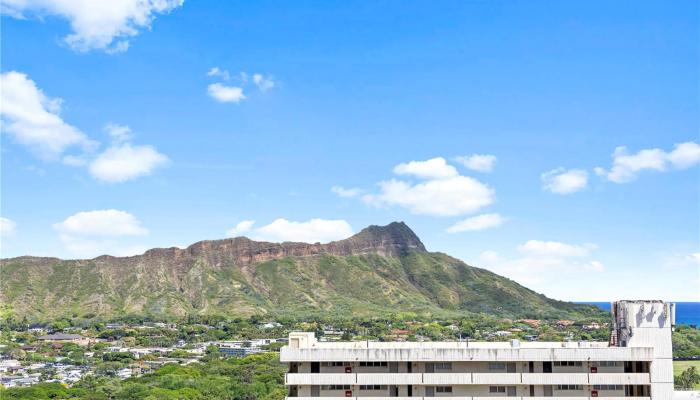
[38,333,83,340]
[287,335,613,350]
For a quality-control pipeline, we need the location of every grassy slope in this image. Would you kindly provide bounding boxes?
[674,360,700,389]
[1,250,603,321]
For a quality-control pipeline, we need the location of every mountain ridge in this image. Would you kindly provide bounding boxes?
[0,222,601,321]
[2,221,426,264]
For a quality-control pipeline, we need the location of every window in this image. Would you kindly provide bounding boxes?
[489,386,506,393]
[593,385,623,391]
[555,385,583,391]
[553,361,583,367]
[359,385,386,391]
[597,361,621,368]
[321,385,351,391]
[436,386,452,393]
[322,362,347,367]
[489,362,506,370]
[359,362,388,367]
[435,363,452,371]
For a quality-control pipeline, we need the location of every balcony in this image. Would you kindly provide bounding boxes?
[287,397,650,400]
[285,372,650,386]
[521,373,588,385]
[589,373,650,385]
[471,373,521,385]
[357,374,424,385]
[422,373,473,385]
[286,373,357,385]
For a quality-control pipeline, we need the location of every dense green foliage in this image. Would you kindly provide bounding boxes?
[675,365,700,389]
[673,360,700,390]
[0,352,286,400]
[673,325,700,358]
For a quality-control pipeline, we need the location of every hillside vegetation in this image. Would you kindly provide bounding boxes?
[0,222,603,322]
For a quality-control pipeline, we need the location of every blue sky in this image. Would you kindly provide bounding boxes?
[1,1,698,301]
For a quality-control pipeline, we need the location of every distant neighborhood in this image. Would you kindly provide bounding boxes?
[0,314,613,389]
[1,320,290,389]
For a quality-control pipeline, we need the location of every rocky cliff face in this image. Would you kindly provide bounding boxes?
[163,221,426,265]
[59,221,425,269]
[0,222,598,321]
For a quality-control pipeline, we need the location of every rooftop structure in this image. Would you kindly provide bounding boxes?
[280,300,675,400]
[37,333,90,346]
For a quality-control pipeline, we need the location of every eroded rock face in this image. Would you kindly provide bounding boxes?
[0,222,430,317]
[0,222,600,320]
[114,221,426,267]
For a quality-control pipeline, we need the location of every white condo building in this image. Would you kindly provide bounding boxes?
[280,301,675,400]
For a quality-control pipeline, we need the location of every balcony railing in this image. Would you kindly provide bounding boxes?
[285,373,650,386]
[357,373,423,385]
[286,397,650,400]
[280,347,654,363]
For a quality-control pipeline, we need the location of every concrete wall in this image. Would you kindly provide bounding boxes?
[281,347,653,363]
[291,385,629,398]
[612,301,674,400]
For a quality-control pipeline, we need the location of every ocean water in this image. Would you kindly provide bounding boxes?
[578,302,700,326]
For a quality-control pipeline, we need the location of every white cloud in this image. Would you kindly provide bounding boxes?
[207,83,245,103]
[595,142,700,183]
[455,154,497,173]
[689,253,700,266]
[106,40,129,54]
[446,213,505,233]
[331,185,363,198]
[586,260,604,272]
[0,217,17,237]
[393,157,458,180]
[250,218,353,243]
[665,252,700,268]
[478,240,603,289]
[541,168,588,194]
[207,67,230,81]
[53,209,148,236]
[1,72,168,182]
[667,142,700,169]
[226,220,255,237]
[57,236,148,257]
[88,124,168,182]
[597,146,665,183]
[1,0,184,53]
[89,143,169,183]
[253,73,275,91]
[0,71,95,160]
[479,250,501,264]
[105,123,132,143]
[363,176,494,217]
[53,209,149,258]
[361,157,495,217]
[206,70,274,100]
[517,240,597,258]
[484,256,605,286]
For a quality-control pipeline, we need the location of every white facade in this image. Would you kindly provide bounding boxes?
[280,301,675,400]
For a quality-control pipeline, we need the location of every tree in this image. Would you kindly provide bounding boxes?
[51,319,70,331]
[202,345,222,362]
[102,351,135,362]
[675,366,700,390]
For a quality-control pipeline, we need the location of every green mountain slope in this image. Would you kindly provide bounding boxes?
[0,222,601,321]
